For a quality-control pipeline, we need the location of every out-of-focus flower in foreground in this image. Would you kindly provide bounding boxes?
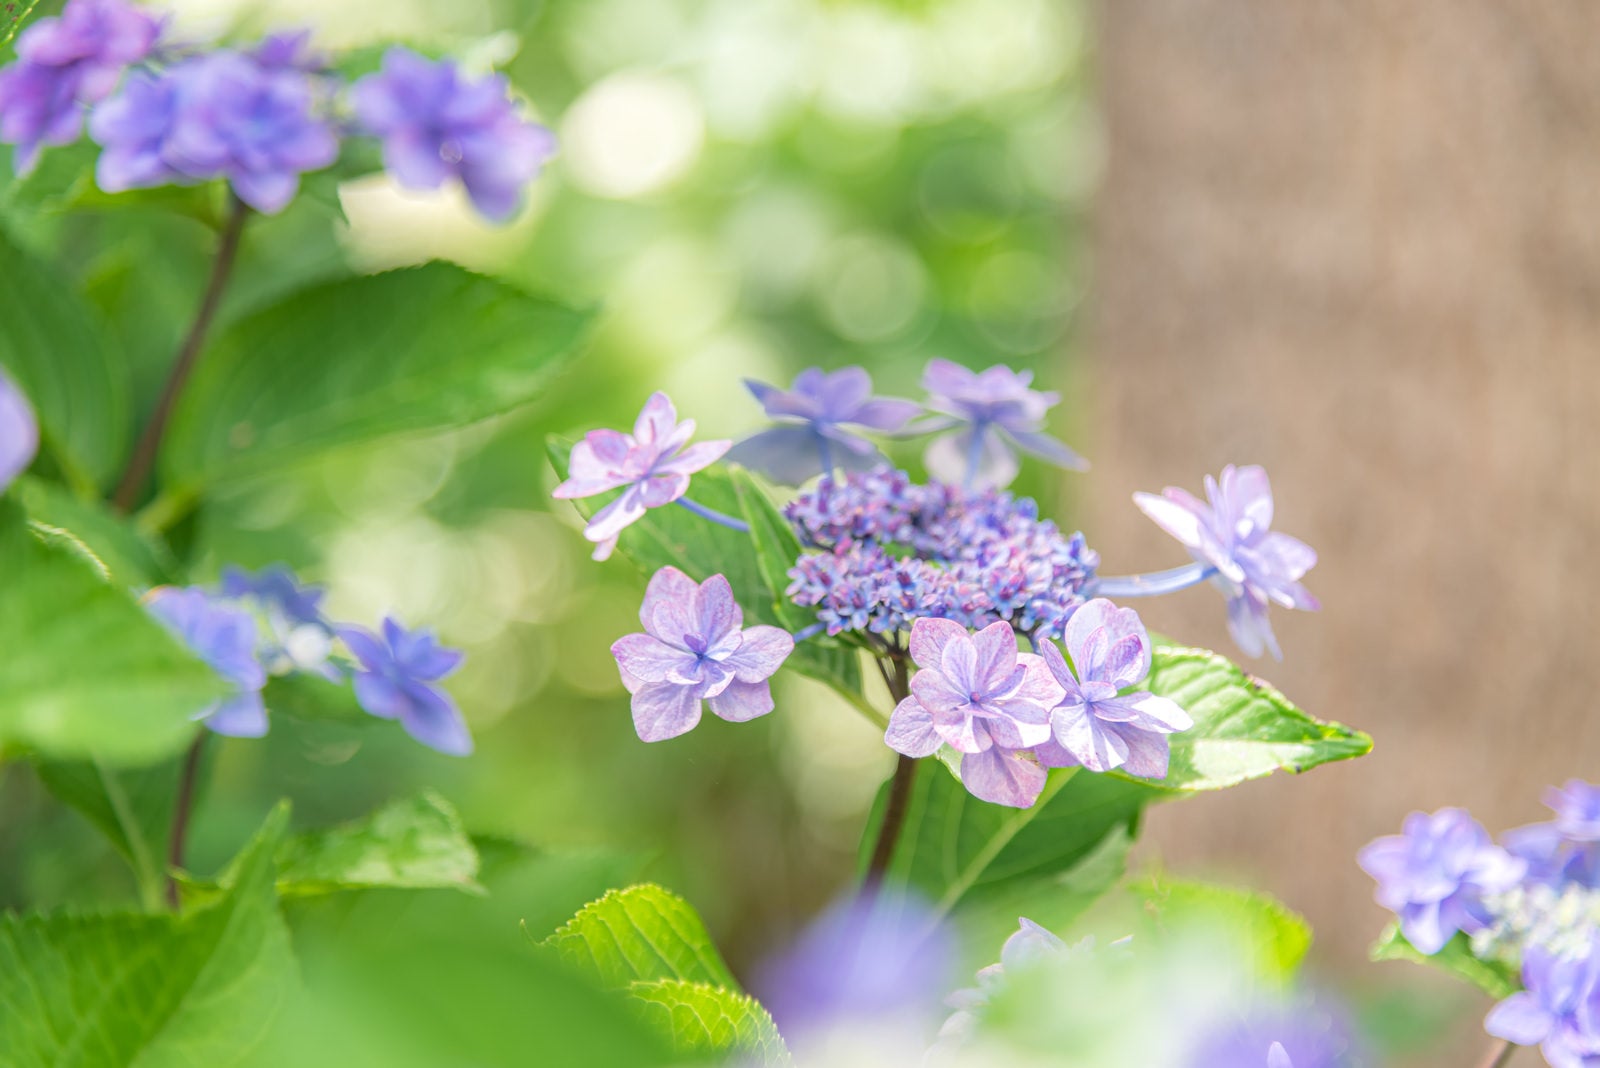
[146,586,269,737]
[918,359,1087,490]
[728,366,919,485]
[1485,934,1600,1068]
[0,369,38,493]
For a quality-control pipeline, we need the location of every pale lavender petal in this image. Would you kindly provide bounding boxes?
[1052,704,1129,772]
[1033,737,1080,769]
[353,673,407,720]
[924,427,1019,490]
[931,704,990,754]
[969,620,1020,684]
[611,633,697,683]
[909,616,970,671]
[885,697,942,757]
[693,573,744,650]
[849,397,920,432]
[1222,464,1274,533]
[707,678,775,722]
[1131,490,1208,554]
[1399,901,1449,955]
[658,438,732,476]
[981,709,1052,750]
[631,681,703,742]
[1227,591,1280,661]
[726,427,830,486]
[0,369,38,491]
[1003,428,1089,472]
[584,486,648,545]
[722,625,794,683]
[1484,994,1553,1046]
[554,430,634,498]
[960,746,1047,808]
[204,692,269,737]
[633,391,679,447]
[911,668,974,716]
[398,681,473,755]
[1116,723,1174,779]
[642,566,700,639]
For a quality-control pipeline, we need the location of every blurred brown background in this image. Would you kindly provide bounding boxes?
[1090,2,1600,1060]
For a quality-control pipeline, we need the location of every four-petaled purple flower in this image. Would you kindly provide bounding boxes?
[884,617,1060,808]
[611,567,794,742]
[918,359,1088,490]
[1485,935,1600,1068]
[0,368,39,494]
[553,393,731,561]
[1133,465,1318,660]
[0,0,161,174]
[1504,779,1600,889]
[351,47,556,223]
[1034,598,1192,779]
[339,617,472,756]
[726,366,920,485]
[1357,807,1526,954]
[146,586,269,737]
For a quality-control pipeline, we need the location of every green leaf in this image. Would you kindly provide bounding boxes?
[163,264,592,487]
[0,502,224,764]
[1130,877,1313,980]
[0,225,130,493]
[0,804,296,1067]
[543,883,739,991]
[1140,646,1372,792]
[16,477,174,585]
[1370,924,1519,999]
[629,979,789,1066]
[272,792,481,897]
[32,757,177,909]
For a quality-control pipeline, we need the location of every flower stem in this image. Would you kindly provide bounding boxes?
[111,194,250,513]
[674,496,751,533]
[864,656,916,886]
[164,731,209,910]
[1476,1039,1515,1068]
[1093,561,1217,598]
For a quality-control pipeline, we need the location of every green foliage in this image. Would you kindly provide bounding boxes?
[0,502,222,764]
[32,756,178,909]
[543,883,739,990]
[1130,877,1313,981]
[162,264,593,489]
[1370,924,1520,1000]
[14,477,175,585]
[0,805,295,1067]
[272,792,481,897]
[0,226,130,494]
[630,978,790,1065]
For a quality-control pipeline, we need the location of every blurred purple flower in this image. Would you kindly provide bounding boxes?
[611,567,793,742]
[917,359,1087,490]
[90,50,339,213]
[251,30,324,72]
[1486,935,1600,1068]
[221,564,328,628]
[939,918,1069,1044]
[726,366,919,485]
[339,617,471,755]
[1268,1043,1293,1068]
[1034,598,1192,779]
[1133,464,1319,660]
[553,392,731,561]
[0,369,39,493]
[0,0,161,173]
[146,586,268,738]
[351,47,555,222]
[1187,1000,1359,1068]
[1358,808,1526,954]
[885,617,1060,808]
[221,564,340,680]
[1504,780,1600,889]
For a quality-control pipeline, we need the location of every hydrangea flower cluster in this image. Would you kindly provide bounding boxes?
[2,0,555,220]
[146,565,470,754]
[0,368,39,494]
[1362,782,1600,1066]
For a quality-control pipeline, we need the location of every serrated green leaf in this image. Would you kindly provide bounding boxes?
[0,502,224,764]
[272,792,481,897]
[1140,646,1372,792]
[544,883,739,991]
[16,477,174,585]
[1130,877,1313,980]
[1370,924,1519,999]
[629,978,790,1066]
[0,225,130,493]
[0,804,296,1067]
[163,264,592,487]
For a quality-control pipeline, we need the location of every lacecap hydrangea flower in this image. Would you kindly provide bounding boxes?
[611,567,794,742]
[146,586,269,737]
[917,358,1088,490]
[339,617,472,756]
[1505,779,1600,889]
[726,366,920,485]
[1486,934,1600,1068]
[1134,464,1318,660]
[0,369,39,493]
[220,564,338,679]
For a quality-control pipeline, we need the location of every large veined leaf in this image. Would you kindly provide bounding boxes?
[162,264,592,487]
[543,883,739,990]
[1130,877,1313,981]
[1371,925,1519,999]
[32,756,178,909]
[0,502,223,764]
[0,226,130,493]
[16,477,174,586]
[630,979,789,1066]
[272,792,481,897]
[0,805,296,1067]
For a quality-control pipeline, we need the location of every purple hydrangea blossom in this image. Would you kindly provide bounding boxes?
[251,30,324,73]
[221,564,339,680]
[1504,780,1600,889]
[338,617,471,756]
[1485,935,1600,1068]
[884,618,1061,808]
[351,47,555,223]
[0,368,39,493]
[1133,465,1319,660]
[1268,1043,1293,1068]
[725,366,920,485]
[553,393,731,561]
[0,0,161,174]
[1358,808,1526,954]
[1034,598,1192,779]
[90,50,339,213]
[611,567,794,742]
[917,359,1088,490]
[146,586,269,737]
[939,918,1070,1044]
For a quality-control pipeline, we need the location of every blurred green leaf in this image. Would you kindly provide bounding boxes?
[1370,924,1519,999]
[0,225,130,493]
[2,0,43,51]
[0,501,223,764]
[15,477,174,585]
[1130,877,1313,980]
[630,978,790,1066]
[31,756,177,909]
[0,804,295,1067]
[543,883,739,990]
[272,792,481,898]
[163,264,593,488]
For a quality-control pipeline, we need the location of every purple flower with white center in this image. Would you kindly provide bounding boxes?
[1358,808,1526,954]
[885,618,1061,808]
[725,366,920,485]
[1033,598,1192,780]
[221,564,339,680]
[91,50,339,213]
[1504,780,1600,890]
[1132,464,1319,660]
[553,393,732,561]
[351,47,556,223]
[1485,935,1600,1068]
[917,359,1088,490]
[221,563,328,629]
[611,567,794,742]
[0,0,161,174]
[338,617,471,756]
[146,586,268,738]
[0,368,39,493]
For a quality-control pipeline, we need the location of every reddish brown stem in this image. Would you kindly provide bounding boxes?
[864,656,916,885]
[164,732,208,909]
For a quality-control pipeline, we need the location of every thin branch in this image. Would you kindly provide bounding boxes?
[164,732,209,909]
[1476,1039,1516,1068]
[863,656,916,885]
